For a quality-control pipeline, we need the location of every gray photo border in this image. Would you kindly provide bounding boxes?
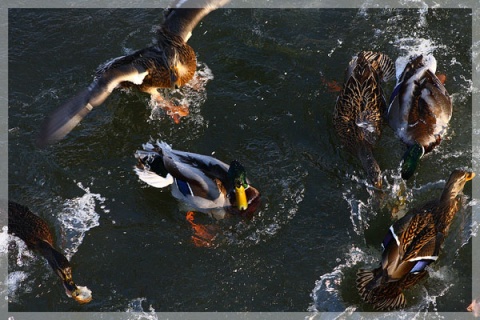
[1,0,478,319]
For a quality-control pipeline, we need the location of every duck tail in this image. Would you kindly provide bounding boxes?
[356,268,406,310]
[134,143,174,188]
[361,51,395,82]
[401,142,425,180]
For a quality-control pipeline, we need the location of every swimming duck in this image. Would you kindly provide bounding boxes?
[333,51,395,188]
[37,0,230,147]
[134,141,261,220]
[387,54,452,180]
[8,201,92,304]
[356,169,474,310]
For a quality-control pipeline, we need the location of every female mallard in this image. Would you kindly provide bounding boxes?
[333,51,395,188]
[387,54,452,180]
[356,169,474,310]
[37,0,230,147]
[134,141,261,220]
[8,201,92,304]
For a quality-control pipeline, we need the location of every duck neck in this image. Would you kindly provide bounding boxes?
[437,191,462,232]
[358,147,382,188]
[37,240,73,283]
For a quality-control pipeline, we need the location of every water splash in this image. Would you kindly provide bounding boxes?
[309,246,374,313]
[392,37,445,81]
[221,165,306,248]
[7,271,31,303]
[148,61,213,126]
[58,182,104,260]
[126,297,158,320]
[0,225,9,254]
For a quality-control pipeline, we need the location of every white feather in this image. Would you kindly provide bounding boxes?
[134,167,174,188]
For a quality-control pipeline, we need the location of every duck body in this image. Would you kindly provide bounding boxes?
[387,54,452,179]
[134,141,260,220]
[37,0,230,147]
[8,201,92,304]
[333,51,395,188]
[357,169,474,310]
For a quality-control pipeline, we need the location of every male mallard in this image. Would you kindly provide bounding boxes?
[356,169,474,310]
[134,141,261,220]
[37,0,230,147]
[8,201,92,304]
[333,51,395,188]
[387,54,452,180]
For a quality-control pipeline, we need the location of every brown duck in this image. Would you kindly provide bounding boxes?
[356,169,474,310]
[333,51,395,188]
[387,54,452,180]
[8,201,92,304]
[37,0,230,147]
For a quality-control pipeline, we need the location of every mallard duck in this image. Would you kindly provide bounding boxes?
[8,201,92,304]
[37,0,230,147]
[387,54,452,180]
[134,140,261,220]
[356,169,474,310]
[333,51,395,188]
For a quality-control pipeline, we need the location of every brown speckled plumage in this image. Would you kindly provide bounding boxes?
[333,51,395,188]
[356,169,474,310]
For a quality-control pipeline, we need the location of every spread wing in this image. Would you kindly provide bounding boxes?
[163,0,231,42]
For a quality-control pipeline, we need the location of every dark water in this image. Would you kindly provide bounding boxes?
[5,5,475,316]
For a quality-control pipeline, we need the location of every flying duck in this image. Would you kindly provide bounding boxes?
[37,0,230,147]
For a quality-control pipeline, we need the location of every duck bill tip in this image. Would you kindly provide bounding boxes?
[467,172,475,181]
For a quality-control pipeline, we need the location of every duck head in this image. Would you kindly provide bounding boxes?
[441,169,475,201]
[227,160,260,216]
[50,248,92,304]
[401,142,425,180]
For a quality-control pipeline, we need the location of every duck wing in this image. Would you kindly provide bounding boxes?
[159,142,230,199]
[37,57,149,147]
[163,0,231,42]
[382,209,440,280]
[337,52,385,146]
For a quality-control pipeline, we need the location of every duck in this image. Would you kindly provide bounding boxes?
[134,140,261,220]
[387,54,452,180]
[356,169,474,310]
[8,201,92,304]
[333,51,395,188]
[37,0,231,147]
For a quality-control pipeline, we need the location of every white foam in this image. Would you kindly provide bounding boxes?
[309,246,374,312]
[58,182,104,260]
[7,271,30,302]
[0,225,8,254]
[392,37,445,81]
[148,61,212,126]
[126,297,158,320]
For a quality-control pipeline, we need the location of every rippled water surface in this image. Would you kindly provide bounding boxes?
[5,4,476,316]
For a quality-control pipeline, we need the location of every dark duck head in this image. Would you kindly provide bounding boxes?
[226,160,259,215]
[37,0,231,147]
[8,201,92,304]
